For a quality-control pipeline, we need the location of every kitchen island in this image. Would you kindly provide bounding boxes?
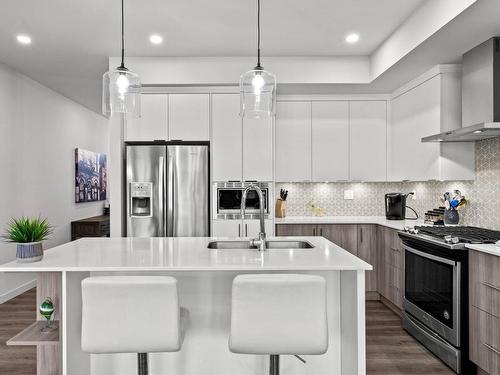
[0,236,371,375]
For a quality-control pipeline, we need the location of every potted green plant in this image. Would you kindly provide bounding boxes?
[3,217,53,262]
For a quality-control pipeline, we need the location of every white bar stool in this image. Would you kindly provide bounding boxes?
[229,274,328,375]
[81,276,188,375]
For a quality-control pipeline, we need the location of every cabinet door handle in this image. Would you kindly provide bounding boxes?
[313,228,316,236]
[320,228,323,236]
[391,247,400,252]
[245,224,248,237]
[238,224,241,237]
[482,281,500,292]
[483,342,500,356]
[360,228,363,243]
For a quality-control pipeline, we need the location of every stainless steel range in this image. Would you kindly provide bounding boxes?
[399,226,500,374]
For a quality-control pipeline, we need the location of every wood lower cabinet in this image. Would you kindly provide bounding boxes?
[470,250,500,319]
[357,225,378,292]
[275,223,404,300]
[276,223,358,255]
[317,224,358,256]
[470,307,500,375]
[275,223,377,291]
[275,224,316,237]
[377,226,404,309]
[470,250,500,374]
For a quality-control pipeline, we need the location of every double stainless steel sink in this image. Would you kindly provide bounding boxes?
[207,240,314,250]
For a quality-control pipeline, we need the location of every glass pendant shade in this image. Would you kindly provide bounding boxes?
[102,67,141,117]
[240,67,276,119]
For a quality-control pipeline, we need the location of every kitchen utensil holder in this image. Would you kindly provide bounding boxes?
[444,208,460,225]
[275,199,286,218]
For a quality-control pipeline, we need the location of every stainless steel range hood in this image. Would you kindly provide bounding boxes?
[422,122,500,142]
[423,37,500,142]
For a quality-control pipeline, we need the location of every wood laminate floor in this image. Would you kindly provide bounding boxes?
[0,288,36,375]
[367,301,455,375]
[0,291,455,375]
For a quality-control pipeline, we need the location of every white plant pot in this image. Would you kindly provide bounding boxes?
[16,241,43,262]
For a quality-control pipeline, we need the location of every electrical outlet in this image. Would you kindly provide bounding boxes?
[344,190,354,200]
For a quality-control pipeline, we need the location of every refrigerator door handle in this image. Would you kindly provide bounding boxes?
[158,156,165,236]
[167,153,175,237]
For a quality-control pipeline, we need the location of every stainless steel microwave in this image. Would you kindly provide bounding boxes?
[213,182,270,219]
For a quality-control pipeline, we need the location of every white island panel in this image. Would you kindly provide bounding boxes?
[0,237,370,375]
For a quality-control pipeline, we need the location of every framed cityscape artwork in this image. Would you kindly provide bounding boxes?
[75,148,107,203]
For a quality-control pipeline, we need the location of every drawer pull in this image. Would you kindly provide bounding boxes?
[390,247,400,252]
[482,281,500,292]
[483,342,500,356]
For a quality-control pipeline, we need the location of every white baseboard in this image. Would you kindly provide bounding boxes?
[0,279,36,304]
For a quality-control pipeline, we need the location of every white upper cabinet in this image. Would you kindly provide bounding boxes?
[212,94,242,181]
[311,101,349,182]
[276,100,387,182]
[125,93,209,142]
[212,93,274,182]
[349,101,387,181]
[390,76,441,181]
[275,101,312,182]
[125,94,168,141]
[243,116,273,181]
[389,67,475,181]
[168,94,210,141]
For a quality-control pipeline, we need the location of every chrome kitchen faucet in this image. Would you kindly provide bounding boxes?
[240,184,267,251]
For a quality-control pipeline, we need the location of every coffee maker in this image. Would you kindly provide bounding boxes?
[385,193,407,220]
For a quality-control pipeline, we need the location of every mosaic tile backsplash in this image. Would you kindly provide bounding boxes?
[276,137,500,230]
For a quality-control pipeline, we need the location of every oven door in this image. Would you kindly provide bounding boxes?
[403,245,460,347]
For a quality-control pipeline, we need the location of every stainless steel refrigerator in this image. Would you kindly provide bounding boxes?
[125,141,210,237]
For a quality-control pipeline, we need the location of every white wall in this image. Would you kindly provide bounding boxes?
[370,0,477,80]
[109,56,371,86]
[0,62,109,302]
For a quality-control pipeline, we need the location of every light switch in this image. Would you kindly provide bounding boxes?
[344,190,354,200]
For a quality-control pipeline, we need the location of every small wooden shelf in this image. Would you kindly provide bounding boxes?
[7,321,59,346]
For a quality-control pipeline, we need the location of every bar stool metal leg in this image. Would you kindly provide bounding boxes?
[269,354,280,375]
[138,353,148,375]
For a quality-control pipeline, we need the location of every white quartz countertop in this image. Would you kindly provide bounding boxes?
[275,216,425,231]
[466,243,500,257]
[0,236,372,272]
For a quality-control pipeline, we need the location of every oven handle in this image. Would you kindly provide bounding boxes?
[403,245,456,266]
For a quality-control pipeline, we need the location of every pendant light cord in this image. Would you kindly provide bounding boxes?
[256,0,262,69]
[120,0,125,69]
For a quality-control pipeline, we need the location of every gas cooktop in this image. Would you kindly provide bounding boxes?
[399,225,500,249]
[416,226,500,244]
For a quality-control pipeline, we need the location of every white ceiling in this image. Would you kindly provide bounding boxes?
[1,0,499,114]
[0,0,425,113]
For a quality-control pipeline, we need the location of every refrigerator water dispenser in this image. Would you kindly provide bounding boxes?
[130,182,153,217]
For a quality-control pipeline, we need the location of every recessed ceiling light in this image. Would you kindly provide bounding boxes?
[473,130,484,134]
[149,34,163,45]
[345,33,360,44]
[16,34,32,45]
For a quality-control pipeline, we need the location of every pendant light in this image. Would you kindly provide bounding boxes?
[102,0,141,117]
[239,0,276,119]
